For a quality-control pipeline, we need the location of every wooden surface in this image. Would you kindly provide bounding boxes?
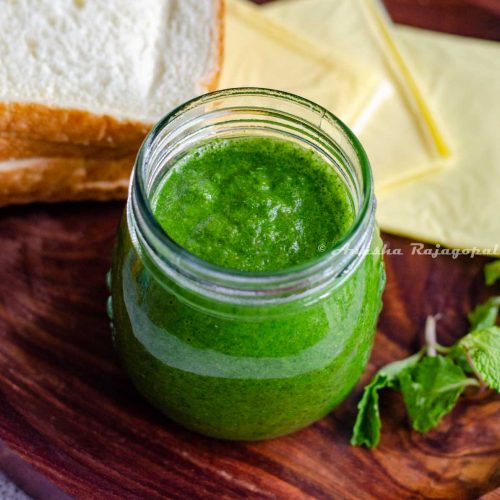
[383,0,500,41]
[1,1,500,499]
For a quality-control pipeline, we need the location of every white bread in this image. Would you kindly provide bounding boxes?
[0,156,134,207]
[0,0,224,148]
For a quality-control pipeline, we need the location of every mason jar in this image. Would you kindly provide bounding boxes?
[109,88,386,441]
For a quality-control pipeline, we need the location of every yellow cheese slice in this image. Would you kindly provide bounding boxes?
[220,0,380,128]
[377,27,500,254]
[261,0,451,191]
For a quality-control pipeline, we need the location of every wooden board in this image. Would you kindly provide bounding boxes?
[1,1,500,498]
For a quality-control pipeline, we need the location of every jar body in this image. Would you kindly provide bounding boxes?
[110,216,385,441]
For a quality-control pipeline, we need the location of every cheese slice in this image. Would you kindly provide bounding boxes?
[220,0,381,128]
[261,0,451,192]
[377,27,500,254]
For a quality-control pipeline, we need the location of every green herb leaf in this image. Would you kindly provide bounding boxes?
[485,260,500,286]
[456,327,500,391]
[351,353,421,447]
[448,345,474,375]
[468,296,500,331]
[399,356,477,433]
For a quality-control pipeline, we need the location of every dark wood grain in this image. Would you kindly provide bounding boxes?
[383,0,500,41]
[0,1,500,499]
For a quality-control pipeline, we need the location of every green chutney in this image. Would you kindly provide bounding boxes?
[152,137,355,272]
[110,136,385,440]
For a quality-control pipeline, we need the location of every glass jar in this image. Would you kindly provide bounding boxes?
[109,88,385,441]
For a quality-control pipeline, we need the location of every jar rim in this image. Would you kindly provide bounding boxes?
[130,87,375,303]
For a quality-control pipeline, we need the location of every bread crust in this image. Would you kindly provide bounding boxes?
[0,102,151,148]
[0,0,224,148]
[0,133,139,160]
[0,156,134,207]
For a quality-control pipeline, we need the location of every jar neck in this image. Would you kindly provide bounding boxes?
[128,88,375,307]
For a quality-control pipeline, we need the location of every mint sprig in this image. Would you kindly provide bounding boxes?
[352,264,500,448]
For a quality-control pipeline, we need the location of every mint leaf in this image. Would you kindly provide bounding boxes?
[351,353,421,447]
[399,356,477,433]
[457,327,500,391]
[449,345,474,375]
[350,373,388,448]
[485,260,500,286]
[468,297,500,331]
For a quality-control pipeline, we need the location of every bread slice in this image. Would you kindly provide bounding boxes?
[0,134,137,161]
[0,0,223,148]
[0,156,134,207]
